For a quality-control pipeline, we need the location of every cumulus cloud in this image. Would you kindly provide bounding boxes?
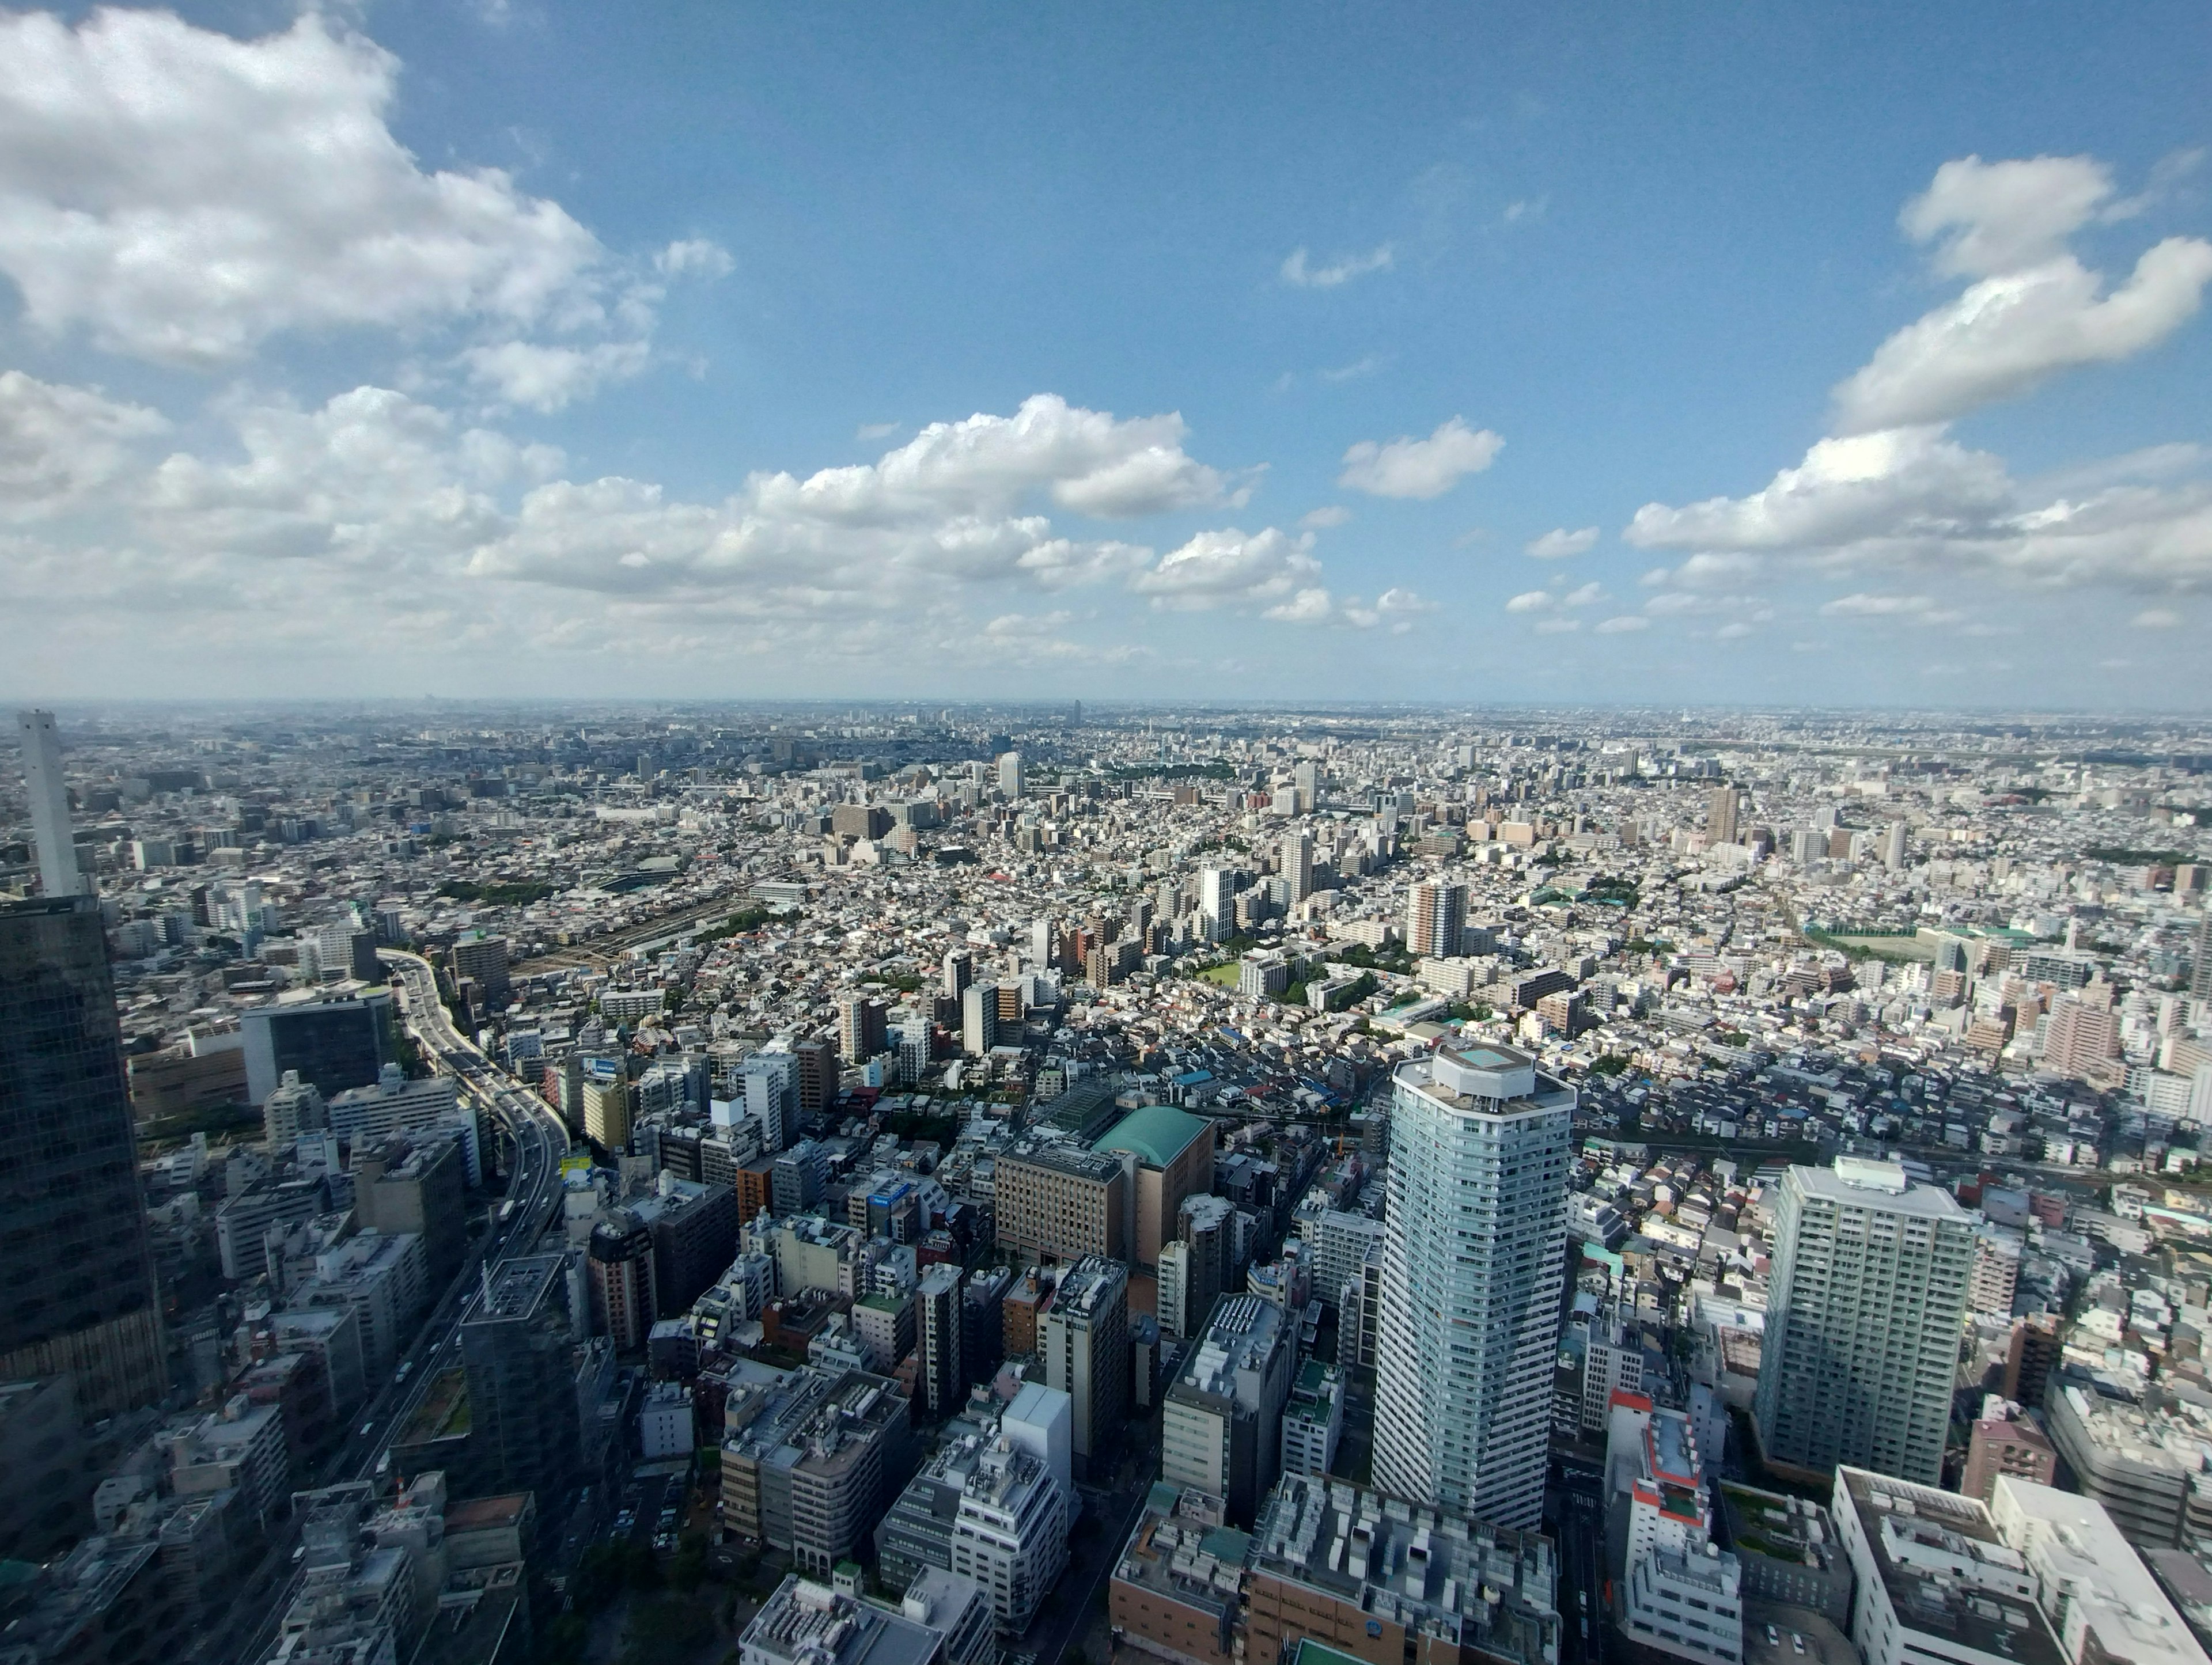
[1525,526,1598,559]
[462,340,653,412]
[1281,243,1395,289]
[2133,606,2184,628]
[1593,615,1650,634]
[1338,416,1503,499]
[1133,527,1319,610]
[1505,589,1552,613]
[1818,592,1963,624]
[1830,153,2212,433]
[1628,427,2012,552]
[0,371,167,519]
[0,9,612,366]
[1300,505,1352,529]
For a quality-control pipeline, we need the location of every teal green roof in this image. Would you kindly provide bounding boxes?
[1293,1643,1367,1665]
[1094,1103,1211,1168]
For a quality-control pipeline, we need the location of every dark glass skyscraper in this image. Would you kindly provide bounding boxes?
[462,1254,581,1505]
[0,895,166,1416]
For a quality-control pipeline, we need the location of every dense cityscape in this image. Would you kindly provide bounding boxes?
[6,699,2212,1665]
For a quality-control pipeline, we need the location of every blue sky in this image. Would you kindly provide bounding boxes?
[2,1,2208,706]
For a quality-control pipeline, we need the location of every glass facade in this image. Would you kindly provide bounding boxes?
[0,896,166,1416]
[1372,1044,1571,1527]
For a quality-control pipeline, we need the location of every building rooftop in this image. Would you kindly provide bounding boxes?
[1094,1104,1213,1169]
[475,1254,564,1322]
[1992,1478,2210,1665]
[1051,1256,1127,1319]
[1001,1139,1126,1184]
[1836,1467,2063,1665]
[1173,1294,1286,1408]
[1789,1162,1966,1220]
[1249,1475,1559,1665]
[1114,1485,1245,1621]
[740,1574,942,1665]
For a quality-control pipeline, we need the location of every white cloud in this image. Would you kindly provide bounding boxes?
[1525,526,1597,559]
[0,371,167,519]
[1339,416,1503,499]
[654,238,734,280]
[1628,427,2011,552]
[462,340,653,412]
[2133,606,2184,628]
[1820,592,1941,618]
[1262,587,1338,625]
[1833,241,2212,433]
[1562,581,1605,608]
[1505,589,1552,613]
[856,421,903,441]
[1300,505,1352,529]
[0,9,609,366]
[1270,583,1437,631]
[1533,617,1580,634]
[1134,526,1319,610]
[1826,153,2212,434]
[1593,615,1650,634]
[1281,243,1395,289]
[1900,155,2116,279]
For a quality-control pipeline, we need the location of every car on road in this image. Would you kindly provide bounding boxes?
[1792,1636,1805,1655]
[1767,1627,1779,1647]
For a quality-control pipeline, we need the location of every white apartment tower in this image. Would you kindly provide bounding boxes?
[1753,1158,1974,1486]
[1373,1040,1571,1527]
[1281,832,1313,908]
[1404,880,1465,958]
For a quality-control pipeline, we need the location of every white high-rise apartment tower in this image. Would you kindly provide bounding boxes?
[1198,867,1238,944]
[17,710,92,896]
[1281,832,1313,908]
[1753,1158,1973,1485]
[1373,1040,1571,1527]
[998,751,1025,799]
[1404,880,1465,957]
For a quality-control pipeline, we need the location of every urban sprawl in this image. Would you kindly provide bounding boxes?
[7,700,2212,1665]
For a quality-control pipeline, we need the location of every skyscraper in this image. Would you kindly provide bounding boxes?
[1197,868,1238,944]
[0,895,167,1416]
[998,751,1025,799]
[1403,880,1466,958]
[1373,1040,1571,1527]
[1881,820,1908,871]
[2192,910,2211,1004]
[1707,786,1741,848]
[16,711,89,897]
[1753,1158,1973,1485]
[962,981,999,1056]
[1043,1256,1129,1477]
[1281,832,1313,908]
[839,995,889,1064]
[463,1254,583,1501]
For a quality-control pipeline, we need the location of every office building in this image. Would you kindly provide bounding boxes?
[1988,1477,2209,1665]
[1162,1292,1295,1527]
[916,1263,965,1417]
[1753,1157,1973,1486]
[0,1375,90,1562]
[2043,1383,2209,1548]
[354,1131,467,1283]
[1298,1207,1385,1312]
[0,895,168,1417]
[738,1574,950,1665]
[1373,1040,1571,1528]
[1110,1485,1243,1665]
[1608,1393,1742,1665]
[994,1139,1129,1263]
[241,989,396,1105]
[961,981,998,1056]
[461,1254,582,1504]
[215,1177,327,1280]
[1244,1474,1562,1665]
[1043,1256,1128,1476]
[949,1436,1069,1633]
[998,752,1024,800]
[1094,1104,1217,1271]
[327,1064,480,1183]
[1404,880,1467,958]
[581,1071,634,1152]
[1881,820,1908,870]
[286,1229,428,1382]
[724,1366,911,1573]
